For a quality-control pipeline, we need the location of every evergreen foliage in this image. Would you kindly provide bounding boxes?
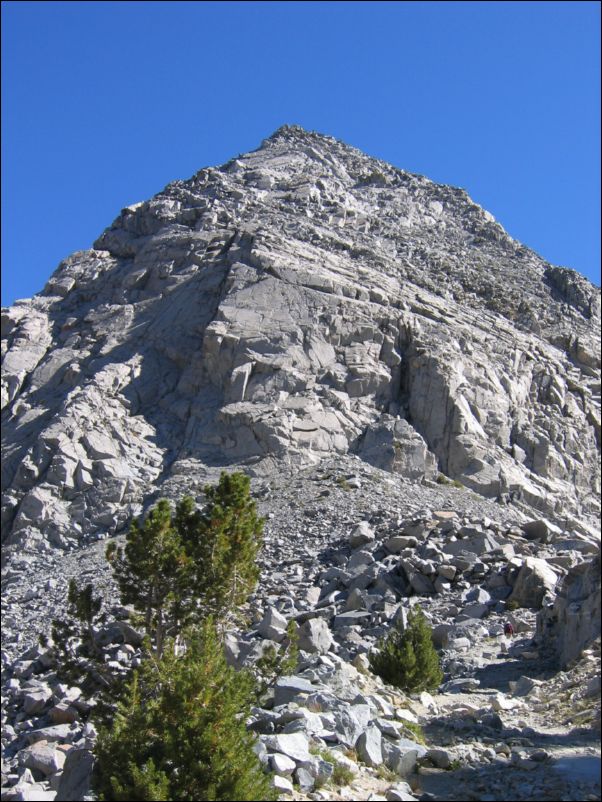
[106,499,185,659]
[255,620,299,696]
[93,620,276,802]
[179,471,264,625]
[105,471,264,656]
[53,473,273,799]
[92,472,272,799]
[369,605,443,692]
[50,579,109,690]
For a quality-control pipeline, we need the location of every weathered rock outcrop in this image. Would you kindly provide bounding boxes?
[536,554,601,667]
[2,125,600,554]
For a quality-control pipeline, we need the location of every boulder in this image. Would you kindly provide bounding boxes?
[374,718,403,738]
[521,518,562,543]
[272,775,294,796]
[448,636,471,650]
[419,691,438,710]
[407,570,435,596]
[460,602,489,619]
[257,607,288,641]
[348,549,375,570]
[431,623,453,648]
[304,586,321,606]
[442,532,500,557]
[95,621,143,647]
[333,610,372,628]
[49,702,80,725]
[345,587,369,611]
[386,783,418,801]
[273,676,315,707]
[462,587,491,604]
[22,688,53,715]
[434,575,451,594]
[269,752,296,776]
[536,554,601,667]
[436,564,457,581]
[385,535,419,554]
[356,725,383,766]
[263,732,311,763]
[1,781,56,801]
[509,557,558,608]
[382,737,427,776]
[359,417,436,480]
[426,747,453,769]
[441,677,480,693]
[490,693,519,712]
[297,618,333,654]
[332,704,372,747]
[509,675,542,696]
[223,632,247,668]
[23,740,66,776]
[26,724,73,745]
[352,653,371,673]
[349,521,375,549]
[294,765,316,791]
[329,750,360,776]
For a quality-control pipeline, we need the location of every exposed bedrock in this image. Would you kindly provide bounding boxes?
[2,126,600,554]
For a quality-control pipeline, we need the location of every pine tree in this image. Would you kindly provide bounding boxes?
[74,473,272,798]
[369,605,443,692]
[93,620,276,802]
[106,499,188,658]
[105,472,264,655]
[177,471,264,627]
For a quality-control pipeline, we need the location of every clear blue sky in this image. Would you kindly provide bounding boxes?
[2,1,600,306]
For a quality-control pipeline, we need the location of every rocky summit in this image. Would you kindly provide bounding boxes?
[1,126,600,802]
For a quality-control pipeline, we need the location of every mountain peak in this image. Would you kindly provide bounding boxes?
[1,129,600,562]
[263,123,331,144]
[257,123,347,157]
[1,124,601,802]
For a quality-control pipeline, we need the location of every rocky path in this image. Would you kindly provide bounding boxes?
[414,634,601,802]
[1,461,600,802]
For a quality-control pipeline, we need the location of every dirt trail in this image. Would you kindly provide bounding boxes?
[417,632,601,801]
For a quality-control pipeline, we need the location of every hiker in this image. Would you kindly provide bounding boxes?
[499,621,514,654]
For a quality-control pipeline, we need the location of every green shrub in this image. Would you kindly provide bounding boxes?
[106,499,186,659]
[376,764,397,781]
[93,620,276,802]
[90,473,273,799]
[399,719,426,744]
[331,762,355,787]
[369,606,443,692]
[185,471,264,625]
[106,471,264,657]
[436,473,464,489]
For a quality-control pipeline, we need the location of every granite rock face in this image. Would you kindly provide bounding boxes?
[2,125,600,554]
[536,554,601,667]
